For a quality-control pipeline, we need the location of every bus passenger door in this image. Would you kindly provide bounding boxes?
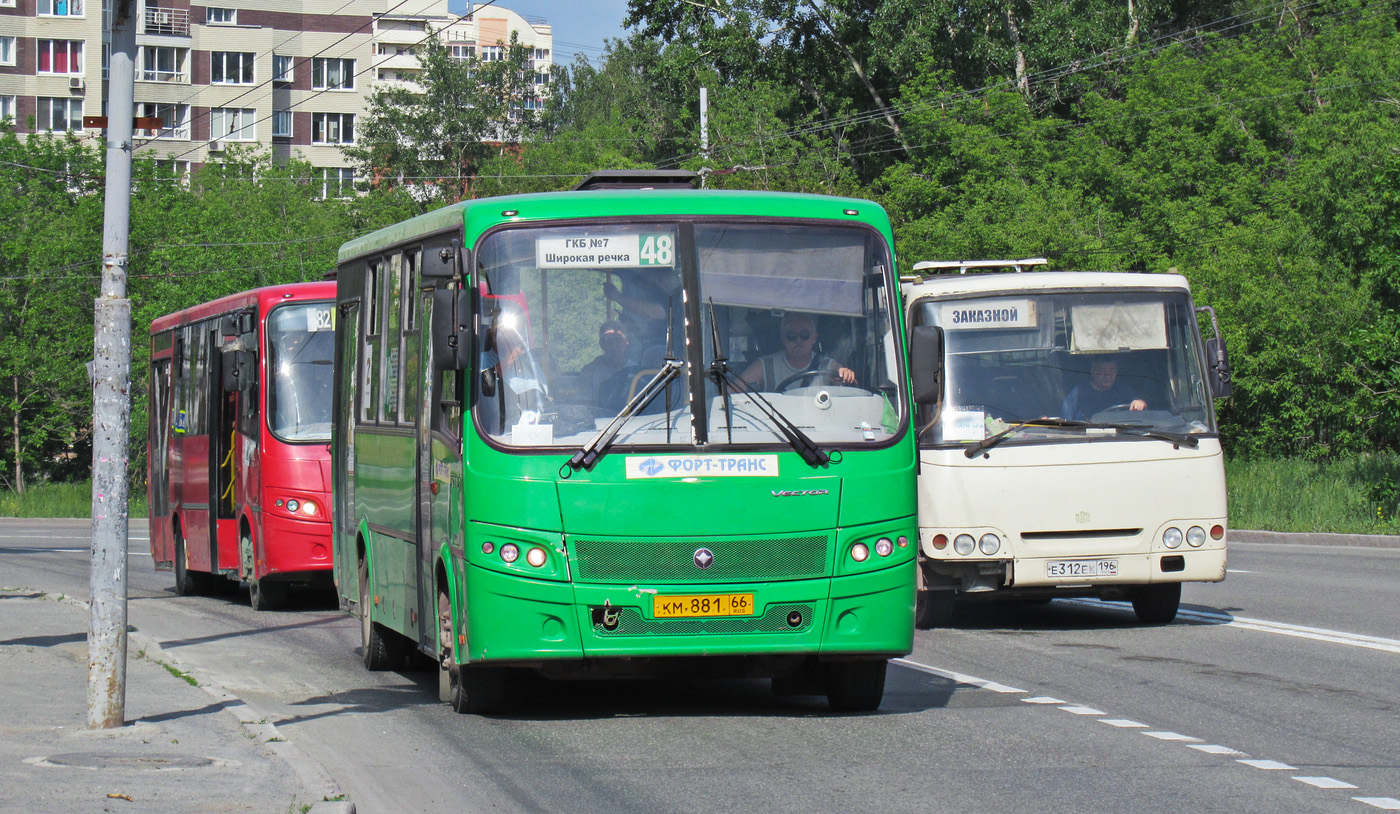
[334,302,360,604]
[148,358,174,568]
[209,329,238,576]
[421,289,464,651]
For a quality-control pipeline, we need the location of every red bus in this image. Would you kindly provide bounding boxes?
[148,282,336,610]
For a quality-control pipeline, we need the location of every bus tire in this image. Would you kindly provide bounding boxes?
[360,561,403,670]
[915,590,955,629]
[250,577,287,612]
[174,525,205,596]
[826,659,887,713]
[1130,583,1181,624]
[438,588,505,714]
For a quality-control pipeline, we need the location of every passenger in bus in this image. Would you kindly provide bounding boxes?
[1060,357,1147,420]
[579,321,630,406]
[740,312,855,391]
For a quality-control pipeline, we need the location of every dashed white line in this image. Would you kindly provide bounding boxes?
[1293,777,1359,790]
[1100,719,1148,728]
[1060,705,1105,715]
[1021,696,1066,705]
[1239,759,1296,770]
[1353,798,1400,810]
[1189,744,1249,757]
[1143,731,1202,742]
[891,658,1025,693]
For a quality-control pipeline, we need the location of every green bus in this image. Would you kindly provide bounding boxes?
[331,171,916,713]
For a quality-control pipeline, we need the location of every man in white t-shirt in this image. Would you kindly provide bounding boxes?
[740,312,854,391]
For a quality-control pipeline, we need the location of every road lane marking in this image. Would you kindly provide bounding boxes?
[1353,798,1400,810]
[1189,744,1249,757]
[891,658,1025,693]
[1239,759,1296,770]
[1100,719,1148,728]
[1060,705,1105,715]
[1064,599,1400,655]
[1144,731,1201,741]
[1294,777,1358,790]
[1021,696,1066,704]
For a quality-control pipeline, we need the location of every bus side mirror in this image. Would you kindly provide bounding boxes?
[1205,337,1232,399]
[424,242,468,280]
[432,288,470,371]
[221,312,254,339]
[909,325,944,405]
[221,349,255,392]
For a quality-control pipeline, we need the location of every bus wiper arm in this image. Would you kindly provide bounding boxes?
[709,362,830,468]
[964,418,1090,458]
[1094,423,1200,448]
[566,359,685,472]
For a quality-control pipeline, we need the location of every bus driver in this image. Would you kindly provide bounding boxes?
[740,312,855,391]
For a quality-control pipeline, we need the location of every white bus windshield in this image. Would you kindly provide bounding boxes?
[914,289,1215,446]
[267,302,335,442]
[473,221,902,450]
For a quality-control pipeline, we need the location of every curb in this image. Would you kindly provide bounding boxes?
[36,590,356,814]
[1231,529,1400,549]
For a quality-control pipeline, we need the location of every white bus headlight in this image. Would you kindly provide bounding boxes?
[286,499,300,513]
[979,534,1001,555]
[850,543,870,562]
[953,534,976,555]
[500,543,520,563]
[1162,527,1183,549]
[1186,526,1206,547]
[875,538,894,557]
[526,547,547,567]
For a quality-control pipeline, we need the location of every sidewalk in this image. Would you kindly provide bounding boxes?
[0,587,353,814]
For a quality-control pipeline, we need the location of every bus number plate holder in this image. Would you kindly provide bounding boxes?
[653,593,755,619]
[1046,559,1118,578]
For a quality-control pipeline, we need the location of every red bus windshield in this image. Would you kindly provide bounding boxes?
[266,301,335,443]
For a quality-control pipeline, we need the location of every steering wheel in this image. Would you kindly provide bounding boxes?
[1100,403,1134,412]
[774,369,833,392]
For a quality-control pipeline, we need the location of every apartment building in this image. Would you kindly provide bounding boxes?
[0,0,551,192]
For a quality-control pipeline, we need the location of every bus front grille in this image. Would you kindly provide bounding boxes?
[569,535,828,582]
[592,604,815,635]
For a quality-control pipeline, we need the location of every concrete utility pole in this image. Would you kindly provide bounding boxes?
[699,87,709,189]
[88,0,137,730]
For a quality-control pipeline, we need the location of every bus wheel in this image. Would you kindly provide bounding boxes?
[359,561,403,670]
[1130,583,1181,624]
[438,588,505,714]
[250,578,287,612]
[174,526,203,596]
[915,590,955,629]
[826,659,887,713]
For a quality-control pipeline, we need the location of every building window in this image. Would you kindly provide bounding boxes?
[37,97,82,132]
[447,44,473,61]
[312,58,354,90]
[207,7,235,24]
[0,37,14,67]
[272,54,293,83]
[211,107,256,141]
[311,112,353,144]
[318,167,354,199]
[0,0,14,9]
[137,102,189,139]
[139,46,186,82]
[0,96,15,124]
[480,45,503,62]
[533,48,549,61]
[272,110,291,138]
[210,52,254,85]
[37,0,83,17]
[37,40,83,74]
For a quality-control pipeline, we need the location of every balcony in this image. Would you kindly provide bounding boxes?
[144,7,190,37]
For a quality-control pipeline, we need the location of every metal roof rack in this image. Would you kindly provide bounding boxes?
[908,258,1049,277]
[573,170,700,191]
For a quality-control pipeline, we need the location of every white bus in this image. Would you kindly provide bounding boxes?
[902,259,1233,625]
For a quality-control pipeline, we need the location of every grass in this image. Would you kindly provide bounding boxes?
[0,481,147,518]
[1225,453,1400,535]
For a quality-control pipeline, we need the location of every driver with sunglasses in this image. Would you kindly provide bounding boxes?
[740,312,855,391]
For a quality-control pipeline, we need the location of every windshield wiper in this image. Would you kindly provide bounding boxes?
[964,417,1199,458]
[708,356,830,468]
[964,418,1089,458]
[565,358,685,472]
[1092,422,1200,449]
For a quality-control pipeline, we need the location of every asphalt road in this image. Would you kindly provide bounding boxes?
[3,519,1397,813]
